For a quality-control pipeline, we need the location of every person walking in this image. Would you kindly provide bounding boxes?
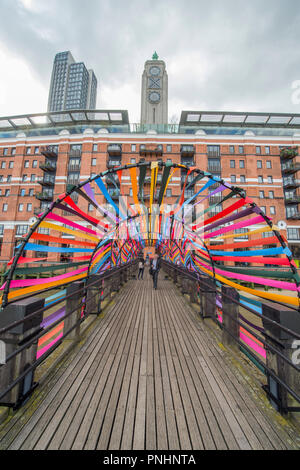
[150,254,161,290]
[138,258,145,280]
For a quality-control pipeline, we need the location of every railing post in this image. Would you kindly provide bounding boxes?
[199,275,216,319]
[64,281,85,340]
[189,279,198,304]
[181,275,190,295]
[0,297,44,408]
[221,285,240,351]
[261,301,300,416]
[86,274,102,315]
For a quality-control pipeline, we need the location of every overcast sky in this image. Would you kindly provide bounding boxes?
[1,0,300,123]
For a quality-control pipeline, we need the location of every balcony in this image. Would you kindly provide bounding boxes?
[181,158,195,167]
[37,175,55,187]
[107,144,122,156]
[41,146,58,159]
[181,174,195,185]
[67,177,80,186]
[107,189,120,200]
[107,159,121,169]
[40,160,57,172]
[139,145,163,157]
[280,147,298,160]
[184,190,195,199]
[35,191,54,201]
[281,162,300,175]
[68,163,81,172]
[283,178,300,189]
[181,145,195,157]
[69,149,82,158]
[209,195,223,205]
[287,212,300,220]
[285,195,300,204]
[105,174,120,185]
[208,164,221,173]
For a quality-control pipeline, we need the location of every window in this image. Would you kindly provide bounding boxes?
[131,144,136,152]
[2,203,8,212]
[207,145,220,157]
[239,160,245,169]
[3,148,8,156]
[240,175,246,183]
[229,145,235,154]
[88,204,94,212]
[287,228,300,240]
[166,189,172,197]
[24,161,29,168]
[267,176,273,184]
[234,228,248,239]
[231,175,236,183]
[286,206,298,218]
[167,145,172,153]
[93,144,98,152]
[256,146,261,155]
[0,225,4,235]
[32,160,38,168]
[265,146,270,155]
[258,175,263,183]
[20,189,26,197]
[166,159,172,164]
[230,160,235,168]
[27,203,32,212]
[16,225,29,236]
[5,189,10,197]
[269,191,274,199]
[91,158,97,166]
[11,148,16,156]
[34,146,39,154]
[257,160,262,169]
[266,160,272,169]
[7,175,11,183]
[18,204,24,212]
[259,191,265,198]
[261,206,266,214]
[270,206,276,215]
[28,189,34,197]
[239,146,244,154]
[1,161,5,169]
[31,174,36,182]
[26,147,31,155]
[9,161,14,169]
[131,158,136,164]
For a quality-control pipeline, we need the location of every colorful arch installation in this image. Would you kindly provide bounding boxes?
[1,161,300,310]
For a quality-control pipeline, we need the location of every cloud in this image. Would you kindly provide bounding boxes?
[0,0,300,119]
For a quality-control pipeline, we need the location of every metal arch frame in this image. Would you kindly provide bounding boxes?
[2,160,299,308]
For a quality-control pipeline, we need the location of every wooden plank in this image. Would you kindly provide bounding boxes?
[168,285,288,450]
[97,285,146,450]
[1,274,299,451]
[34,284,137,450]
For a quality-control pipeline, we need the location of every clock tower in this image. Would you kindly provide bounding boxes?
[141,52,168,126]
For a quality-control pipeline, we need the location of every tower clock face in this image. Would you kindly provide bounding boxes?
[149,66,160,76]
[149,91,160,103]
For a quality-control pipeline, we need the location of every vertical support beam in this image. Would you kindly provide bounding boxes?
[86,274,102,315]
[262,301,300,416]
[64,281,85,340]
[199,275,216,319]
[189,280,198,304]
[221,285,240,351]
[0,297,44,408]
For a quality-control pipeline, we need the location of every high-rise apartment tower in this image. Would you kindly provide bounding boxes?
[47,51,98,113]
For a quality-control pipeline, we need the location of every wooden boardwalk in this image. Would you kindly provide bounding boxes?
[0,272,299,450]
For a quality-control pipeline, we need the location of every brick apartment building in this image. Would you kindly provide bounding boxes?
[0,108,300,267]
